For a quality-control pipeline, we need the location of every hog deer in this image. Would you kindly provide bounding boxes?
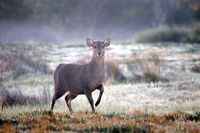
[51,38,111,113]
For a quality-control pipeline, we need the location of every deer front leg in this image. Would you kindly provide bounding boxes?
[85,90,95,112]
[95,85,104,107]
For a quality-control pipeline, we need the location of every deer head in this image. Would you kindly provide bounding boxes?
[87,38,111,57]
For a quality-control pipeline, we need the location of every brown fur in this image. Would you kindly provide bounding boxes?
[51,38,111,112]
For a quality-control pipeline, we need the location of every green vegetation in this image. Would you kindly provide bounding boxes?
[136,23,200,43]
[0,0,199,28]
[0,0,200,44]
[135,26,188,43]
[188,23,200,43]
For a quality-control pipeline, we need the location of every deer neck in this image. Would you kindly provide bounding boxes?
[88,52,105,75]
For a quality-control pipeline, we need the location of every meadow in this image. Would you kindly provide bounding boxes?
[0,42,200,132]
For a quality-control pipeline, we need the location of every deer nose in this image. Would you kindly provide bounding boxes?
[97,52,102,56]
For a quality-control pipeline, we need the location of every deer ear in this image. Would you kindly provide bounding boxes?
[103,38,111,47]
[87,38,94,47]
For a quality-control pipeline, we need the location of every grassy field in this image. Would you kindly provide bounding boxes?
[0,42,200,132]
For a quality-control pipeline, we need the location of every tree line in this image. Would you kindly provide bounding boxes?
[0,0,199,30]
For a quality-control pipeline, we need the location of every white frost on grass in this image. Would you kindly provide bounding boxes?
[43,83,200,114]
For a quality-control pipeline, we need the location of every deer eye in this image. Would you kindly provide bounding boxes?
[93,45,96,49]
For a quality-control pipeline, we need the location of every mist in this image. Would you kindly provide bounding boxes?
[0,21,134,43]
[0,0,198,43]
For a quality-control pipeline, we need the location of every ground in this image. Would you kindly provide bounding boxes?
[0,42,200,132]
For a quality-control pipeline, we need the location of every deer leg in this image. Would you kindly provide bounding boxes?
[51,92,63,111]
[65,93,77,113]
[1,100,5,110]
[51,98,56,111]
[85,91,95,112]
[95,85,104,107]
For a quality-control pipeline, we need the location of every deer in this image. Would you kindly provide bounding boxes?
[51,38,111,113]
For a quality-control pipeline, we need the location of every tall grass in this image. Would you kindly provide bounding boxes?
[105,59,126,83]
[0,47,50,81]
[0,83,51,109]
[129,52,168,83]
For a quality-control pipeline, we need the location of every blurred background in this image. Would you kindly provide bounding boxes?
[0,0,200,43]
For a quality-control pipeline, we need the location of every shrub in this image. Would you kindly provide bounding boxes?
[188,23,200,43]
[136,23,200,44]
[136,26,188,43]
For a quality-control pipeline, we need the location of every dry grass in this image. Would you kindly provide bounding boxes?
[0,48,50,81]
[1,42,200,132]
[0,83,51,109]
[105,58,126,83]
[131,52,168,83]
[0,110,200,132]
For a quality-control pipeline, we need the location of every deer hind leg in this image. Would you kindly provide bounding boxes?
[95,85,104,107]
[1,100,5,110]
[65,92,77,113]
[51,97,56,111]
[51,90,63,111]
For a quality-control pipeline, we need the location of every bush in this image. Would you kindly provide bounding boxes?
[136,26,188,43]
[188,23,200,43]
[136,23,200,44]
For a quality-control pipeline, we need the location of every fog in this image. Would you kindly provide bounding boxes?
[0,21,135,43]
[0,0,198,43]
